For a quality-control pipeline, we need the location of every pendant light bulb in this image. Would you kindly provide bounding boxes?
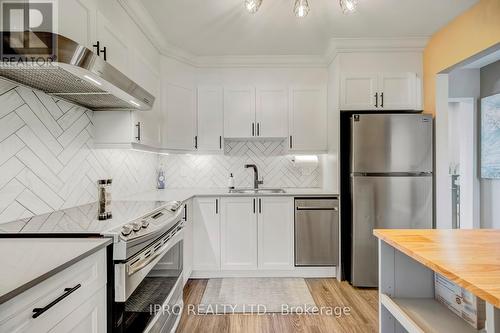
[339,0,358,14]
[245,0,262,14]
[294,0,310,18]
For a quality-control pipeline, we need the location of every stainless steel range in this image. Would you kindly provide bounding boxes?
[0,200,187,333]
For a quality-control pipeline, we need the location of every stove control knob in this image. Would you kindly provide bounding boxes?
[141,220,149,228]
[121,224,133,236]
[132,222,142,232]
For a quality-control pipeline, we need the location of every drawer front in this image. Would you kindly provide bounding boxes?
[0,249,106,333]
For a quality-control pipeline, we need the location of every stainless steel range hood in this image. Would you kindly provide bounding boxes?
[0,32,154,111]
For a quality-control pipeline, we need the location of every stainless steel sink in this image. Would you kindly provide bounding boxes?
[229,188,286,194]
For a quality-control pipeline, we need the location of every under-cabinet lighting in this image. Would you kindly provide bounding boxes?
[83,75,102,86]
[129,100,141,107]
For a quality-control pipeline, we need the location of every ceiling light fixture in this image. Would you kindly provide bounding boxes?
[245,0,262,14]
[294,0,310,18]
[339,0,358,14]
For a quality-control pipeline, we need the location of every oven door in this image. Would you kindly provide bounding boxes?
[114,225,184,332]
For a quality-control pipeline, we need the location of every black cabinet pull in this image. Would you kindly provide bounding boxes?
[257,123,260,136]
[183,204,187,221]
[219,136,222,149]
[289,136,293,149]
[194,136,198,149]
[252,123,255,137]
[253,198,256,214]
[215,199,219,214]
[135,122,141,141]
[101,46,107,61]
[374,92,378,108]
[380,92,384,108]
[32,284,81,319]
[93,41,107,61]
[258,198,262,214]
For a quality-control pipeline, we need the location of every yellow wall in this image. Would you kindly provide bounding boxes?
[423,0,500,114]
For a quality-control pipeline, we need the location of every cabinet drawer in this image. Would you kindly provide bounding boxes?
[0,249,106,333]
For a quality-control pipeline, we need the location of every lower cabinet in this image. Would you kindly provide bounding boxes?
[192,197,221,271]
[258,197,294,270]
[220,197,258,270]
[0,249,107,333]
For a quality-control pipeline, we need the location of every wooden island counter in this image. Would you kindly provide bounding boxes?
[374,229,500,333]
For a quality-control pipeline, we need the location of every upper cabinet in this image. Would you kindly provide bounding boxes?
[224,87,256,138]
[58,0,95,49]
[256,87,288,138]
[340,72,419,111]
[162,83,197,150]
[197,87,224,151]
[289,86,328,152]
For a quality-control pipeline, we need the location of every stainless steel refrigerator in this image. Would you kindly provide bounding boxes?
[350,113,433,287]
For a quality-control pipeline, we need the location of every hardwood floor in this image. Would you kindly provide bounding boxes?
[177,279,378,333]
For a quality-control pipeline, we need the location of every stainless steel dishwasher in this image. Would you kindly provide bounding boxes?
[295,198,339,266]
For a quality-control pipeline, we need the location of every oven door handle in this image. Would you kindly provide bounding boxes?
[127,228,183,276]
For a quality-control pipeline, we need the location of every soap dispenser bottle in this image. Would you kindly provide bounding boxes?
[228,173,235,189]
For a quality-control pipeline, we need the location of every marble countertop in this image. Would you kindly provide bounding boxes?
[120,187,339,203]
[0,238,111,305]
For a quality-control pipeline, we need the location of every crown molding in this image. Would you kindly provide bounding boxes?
[118,1,428,69]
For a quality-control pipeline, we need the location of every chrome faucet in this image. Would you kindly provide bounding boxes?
[244,164,263,189]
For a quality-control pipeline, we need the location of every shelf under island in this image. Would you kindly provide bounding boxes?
[374,229,500,333]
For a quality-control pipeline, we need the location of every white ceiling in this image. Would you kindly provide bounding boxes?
[140,0,478,56]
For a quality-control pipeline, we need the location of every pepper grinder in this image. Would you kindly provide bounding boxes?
[98,179,113,220]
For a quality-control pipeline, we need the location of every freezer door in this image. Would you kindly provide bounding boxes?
[351,176,432,287]
[351,114,433,173]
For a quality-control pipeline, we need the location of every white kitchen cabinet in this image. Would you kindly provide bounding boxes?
[57,0,96,49]
[197,86,224,151]
[220,197,258,270]
[224,87,256,138]
[256,87,288,138]
[288,86,328,152]
[340,74,379,110]
[340,72,418,110]
[95,11,130,77]
[0,249,107,333]
[162,83,197,150]
[257,197,294,270]
[193,198,221,271]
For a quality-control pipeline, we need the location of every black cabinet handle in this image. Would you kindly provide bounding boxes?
[92,41,107,61]
[183,204,187,221]
[33,284,81,319]
[258,198,262,214]
[194,136,198,149]
[257,123,260,136]
[253,198,256,214]
[215,199,219,214]
[289,136,293,149]
[374,93,378,108]
[219,136,222,149]
[101,46,107,61]
[380,92,384,108]
[252,123,255,137]
[135,122,141,141]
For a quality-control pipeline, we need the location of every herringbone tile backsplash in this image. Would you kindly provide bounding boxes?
[160,141,321,188]
[0,77,321,225]
[0,79,158,225]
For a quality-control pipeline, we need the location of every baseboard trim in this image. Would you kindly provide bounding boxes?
[190,267,336,279]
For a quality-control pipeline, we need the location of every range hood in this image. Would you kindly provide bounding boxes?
[0,32,154,111]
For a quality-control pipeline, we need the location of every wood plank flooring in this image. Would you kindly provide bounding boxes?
[177,279,378,333]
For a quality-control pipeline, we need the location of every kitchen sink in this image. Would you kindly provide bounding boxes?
[229,188,286,194]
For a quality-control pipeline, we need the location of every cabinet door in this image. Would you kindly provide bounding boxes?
[340,74,378,110]
[258,197,294,270]
[224,87,256,138]
[198,86,224,151]
[58,0,95,48]
[256,87,288,138]
[193,198,220,271]
[162,83,196,150]
[131,54,161,148]
[379,73,417,110]
[289,86,327,151]
[96,11,130,77]
[49,287,106,333]
[220,197,258,270]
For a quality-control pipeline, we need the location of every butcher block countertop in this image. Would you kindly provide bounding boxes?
[374,229,500,308]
